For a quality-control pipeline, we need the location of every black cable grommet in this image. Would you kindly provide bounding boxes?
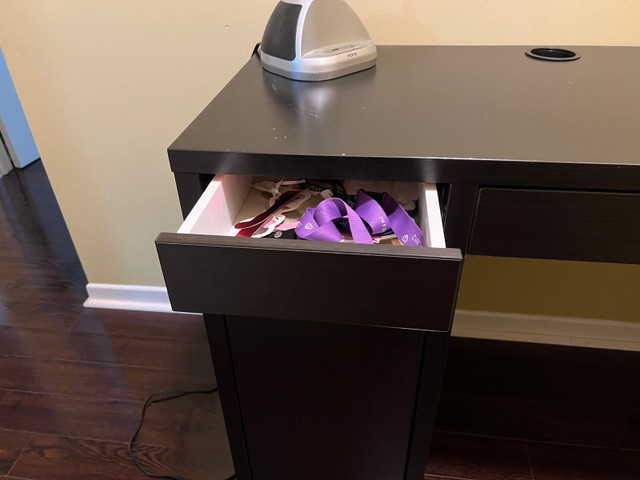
[525,48,581,62]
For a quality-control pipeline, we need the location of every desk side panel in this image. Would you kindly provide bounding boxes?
[225,315,426,480]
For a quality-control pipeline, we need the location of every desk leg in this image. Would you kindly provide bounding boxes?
[204,314,253,480]
[444,184,479,252]
[405,331,451,479]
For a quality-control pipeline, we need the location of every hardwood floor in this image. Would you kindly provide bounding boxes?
[1,161,639,479]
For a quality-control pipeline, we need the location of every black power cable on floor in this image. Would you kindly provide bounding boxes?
[129,386,236,480]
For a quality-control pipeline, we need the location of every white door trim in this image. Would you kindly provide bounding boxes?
[83,283,640,351]
[0,129,12,176]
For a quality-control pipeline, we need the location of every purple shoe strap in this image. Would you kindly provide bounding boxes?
[355,190,425,247]
[381,193,425,247]
[354,190,390,234]
[295,198,373,244]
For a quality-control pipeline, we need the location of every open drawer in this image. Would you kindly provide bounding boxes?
[156,175,462,331]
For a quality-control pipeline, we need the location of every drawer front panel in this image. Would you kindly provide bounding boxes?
[156,234,462,331]
[469,188,640,263]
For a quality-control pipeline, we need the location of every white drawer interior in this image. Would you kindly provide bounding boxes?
[178,175,446,249]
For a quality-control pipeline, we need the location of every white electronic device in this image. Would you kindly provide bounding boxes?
[259,0,377,81]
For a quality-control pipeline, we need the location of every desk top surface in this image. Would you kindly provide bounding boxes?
[169,46,640,189]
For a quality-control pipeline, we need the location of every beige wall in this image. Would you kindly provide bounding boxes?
[0,1,638,321]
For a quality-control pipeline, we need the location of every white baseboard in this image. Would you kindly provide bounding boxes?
[83,283,640,351]
[83,283,176,313]
[452,309,640,352]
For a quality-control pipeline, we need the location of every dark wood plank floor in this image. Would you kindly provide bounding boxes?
[1,161,639,480]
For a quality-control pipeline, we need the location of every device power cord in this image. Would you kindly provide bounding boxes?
[251,42,261,58]
[129,386,236,480]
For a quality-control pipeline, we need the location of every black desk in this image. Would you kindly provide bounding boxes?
[156,46,640,480]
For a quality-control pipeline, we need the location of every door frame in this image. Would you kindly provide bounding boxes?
[0,126,13,176]
[0,47,39,170]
